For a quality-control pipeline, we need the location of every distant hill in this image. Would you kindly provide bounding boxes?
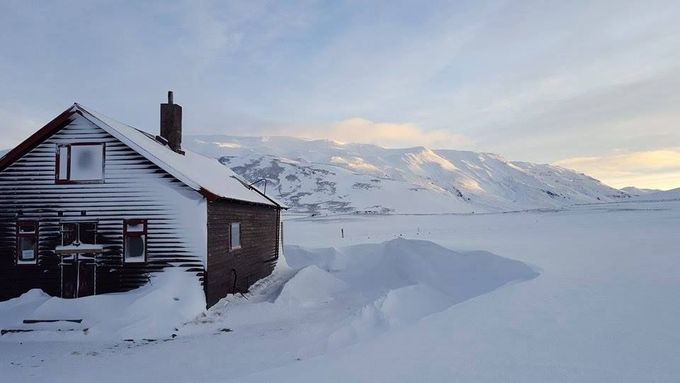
[620,186,660,196]
[183,135,629,215]
[632,187,680,202]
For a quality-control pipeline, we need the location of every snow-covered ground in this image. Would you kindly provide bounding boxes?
[2,200,680,382]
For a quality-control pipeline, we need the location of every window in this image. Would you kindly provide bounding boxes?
[124,220,147,263]
[17,221,38,264]
[61,222,97,246]
[56,143,105,183]
[230,222,241,250]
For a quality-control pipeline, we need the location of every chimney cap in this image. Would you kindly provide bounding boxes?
[168,90,174,104]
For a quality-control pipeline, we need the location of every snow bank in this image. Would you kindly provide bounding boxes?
[0,238,535,349]
[193,238,537,356]
[0,290,52,330]
[276,266,348,307]
[280,238,539,348]
[285,238,539,302]
[0,268,205,340]
[327,284,454,349]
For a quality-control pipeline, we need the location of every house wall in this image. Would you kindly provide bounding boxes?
[0,115,207,301]
[206,199,279,307]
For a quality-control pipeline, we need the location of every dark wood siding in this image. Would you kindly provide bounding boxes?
[0,115,207,301]
[206,200,279,307]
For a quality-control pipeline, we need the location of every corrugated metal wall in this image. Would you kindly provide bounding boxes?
[0,115,206,300]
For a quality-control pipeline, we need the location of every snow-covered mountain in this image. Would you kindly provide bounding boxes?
[184,136,629,214]
[620,186,660,196]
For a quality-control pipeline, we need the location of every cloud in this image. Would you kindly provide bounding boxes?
[2,1,680,168]
[554,149,680,190]
[0,107,48,149]
[293,118,471,149]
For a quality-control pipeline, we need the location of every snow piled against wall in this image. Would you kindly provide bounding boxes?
[0,268,205,340]
[200,238,538,354]
[0,239,536,346]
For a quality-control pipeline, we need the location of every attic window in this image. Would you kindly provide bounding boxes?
[56,143,105,183]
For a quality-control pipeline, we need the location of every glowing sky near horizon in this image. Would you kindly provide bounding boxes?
[1,1,679,190]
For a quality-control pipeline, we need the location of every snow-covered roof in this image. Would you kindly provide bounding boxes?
[0,103,282,207]
[73,104,283,208]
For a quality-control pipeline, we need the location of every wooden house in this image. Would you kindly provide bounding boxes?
[0,93,284,307]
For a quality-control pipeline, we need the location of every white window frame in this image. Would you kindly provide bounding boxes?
[56,143,105,183]
[16,221,38,265]
[60,221,98,246]
[230,222,241,251]
[124,219,147,263]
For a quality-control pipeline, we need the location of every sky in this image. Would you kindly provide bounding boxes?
[1,0,679,190]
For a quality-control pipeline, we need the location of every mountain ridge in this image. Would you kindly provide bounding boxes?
[620,186,660,196]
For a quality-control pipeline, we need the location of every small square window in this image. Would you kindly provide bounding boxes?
[230,222,241,250]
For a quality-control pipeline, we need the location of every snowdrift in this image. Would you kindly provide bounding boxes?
[0,268,205,340]
[0,239,536,348]
[284,238,539,302]
[284,239,539,347]
[200,238,539,354]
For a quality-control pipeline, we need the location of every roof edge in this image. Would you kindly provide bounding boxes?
[76,104,282,207]
[229,176,287,209]
[0,103,286,209]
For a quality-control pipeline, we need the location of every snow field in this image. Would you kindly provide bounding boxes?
[1,200,679,382]
[0,236,537,382]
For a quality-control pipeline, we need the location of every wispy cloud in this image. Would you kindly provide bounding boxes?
[0,106,51,149]
[555,149,680,190]
[1,1,680,189]
[290,118,471,149]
